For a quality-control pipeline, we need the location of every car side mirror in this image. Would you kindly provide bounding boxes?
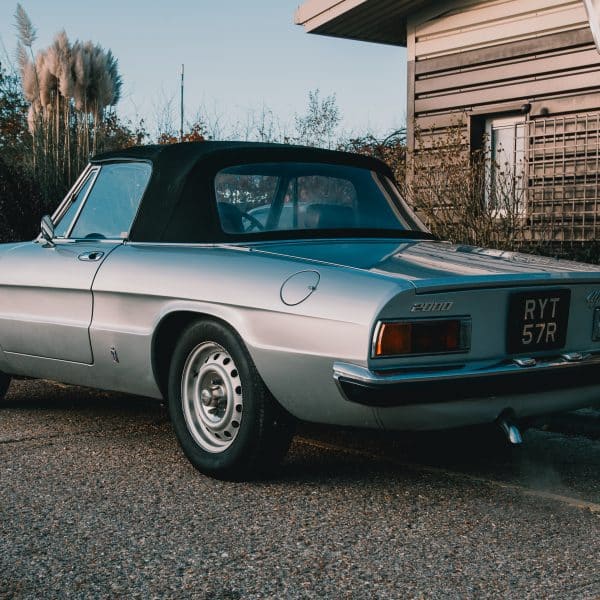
[40,215,55,247]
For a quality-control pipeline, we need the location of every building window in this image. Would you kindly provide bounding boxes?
[484,114,526,215]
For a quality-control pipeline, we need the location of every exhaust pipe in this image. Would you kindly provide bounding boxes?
[497,414,523,445]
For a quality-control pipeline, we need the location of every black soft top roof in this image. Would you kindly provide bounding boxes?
[91,141,395,243]
[91,141,391,172]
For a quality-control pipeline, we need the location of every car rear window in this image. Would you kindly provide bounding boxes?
[214,162,426,236]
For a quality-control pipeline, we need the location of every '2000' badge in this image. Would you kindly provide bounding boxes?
[411,301,454,313]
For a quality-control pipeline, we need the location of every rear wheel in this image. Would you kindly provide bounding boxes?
[168,320,294,480]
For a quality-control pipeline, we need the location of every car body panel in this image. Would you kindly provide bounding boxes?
[86,242,403,425]
[0,239,120,364]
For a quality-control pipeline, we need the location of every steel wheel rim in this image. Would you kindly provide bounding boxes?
[181,342,243,453]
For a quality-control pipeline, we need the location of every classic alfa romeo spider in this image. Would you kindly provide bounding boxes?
[1,142,600,478]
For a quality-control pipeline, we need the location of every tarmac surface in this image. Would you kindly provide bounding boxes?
[1,379,599,599]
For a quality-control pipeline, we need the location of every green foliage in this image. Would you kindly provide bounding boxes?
[340,129,407,181]
[0,64,29,165]
[347,124,526,248]
[403,124,527,249]
[294,89,341,148]
[157,119,207,145]
[0,62,48,240]
[0,8,148,243]
[0,155,43,241]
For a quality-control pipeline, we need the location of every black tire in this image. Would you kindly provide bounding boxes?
[0,371,10,402]
[168,320,295,480]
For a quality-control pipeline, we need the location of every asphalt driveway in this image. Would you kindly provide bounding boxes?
[1,379,599,599]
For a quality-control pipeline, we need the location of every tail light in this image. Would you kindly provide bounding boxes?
[373,318,471,358]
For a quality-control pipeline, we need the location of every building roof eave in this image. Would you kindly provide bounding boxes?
[294,0,432,47]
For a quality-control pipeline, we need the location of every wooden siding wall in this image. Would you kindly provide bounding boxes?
[408,0,600,127]
[407,0,600,241]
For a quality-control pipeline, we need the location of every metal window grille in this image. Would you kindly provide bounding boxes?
[526,113,600,242]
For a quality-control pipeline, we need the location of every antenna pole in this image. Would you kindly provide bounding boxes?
[179,64,184,142]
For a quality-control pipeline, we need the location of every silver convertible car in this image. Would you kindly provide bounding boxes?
[1,142,600,478]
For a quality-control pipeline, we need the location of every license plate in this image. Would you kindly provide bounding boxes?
[507,289,570,354]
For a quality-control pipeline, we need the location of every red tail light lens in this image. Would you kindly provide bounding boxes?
[374,319,470,358]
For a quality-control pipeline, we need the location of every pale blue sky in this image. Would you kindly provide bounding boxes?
[0,1,408,138]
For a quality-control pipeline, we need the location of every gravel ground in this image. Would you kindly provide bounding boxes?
[1,379,599,599]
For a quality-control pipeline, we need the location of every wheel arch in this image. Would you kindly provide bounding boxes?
[152,309,247,400]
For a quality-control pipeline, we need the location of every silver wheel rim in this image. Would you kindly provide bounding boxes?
[181,342,243,453]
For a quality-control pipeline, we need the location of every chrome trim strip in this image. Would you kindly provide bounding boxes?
[333,352,600,388]
[4,350,94,365]
[51,238,126,246]
[64,167,101,239]
[36,165,95,244]
[371,320,384,359]
[50,165,92,223]
[125,242,237,248]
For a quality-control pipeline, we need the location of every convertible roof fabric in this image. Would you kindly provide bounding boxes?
[91,141,394,243]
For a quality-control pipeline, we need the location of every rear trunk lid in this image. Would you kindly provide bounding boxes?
[244,239,600,289]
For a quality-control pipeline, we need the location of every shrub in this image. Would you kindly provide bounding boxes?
[0,156,44,242]
[399,124,527,250]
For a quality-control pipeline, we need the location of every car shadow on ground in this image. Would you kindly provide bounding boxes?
[3,379,598,499]
[273,419,600,500]
[3,379,165,413]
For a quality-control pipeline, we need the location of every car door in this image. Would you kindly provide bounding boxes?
[0,161,151,365]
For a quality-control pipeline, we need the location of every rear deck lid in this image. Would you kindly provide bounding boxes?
[244,239,600,290]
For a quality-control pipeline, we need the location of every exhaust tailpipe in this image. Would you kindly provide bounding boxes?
[497,415,523,445]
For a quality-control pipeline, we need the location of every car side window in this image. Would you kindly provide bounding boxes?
[54,171,97,238]
[69,162,151,240]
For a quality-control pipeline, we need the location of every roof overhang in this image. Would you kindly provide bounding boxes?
[294,0,432,46]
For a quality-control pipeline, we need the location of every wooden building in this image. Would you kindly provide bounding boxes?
[296,0,600,242]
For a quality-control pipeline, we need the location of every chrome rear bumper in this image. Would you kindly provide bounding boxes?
[333,352,600,406]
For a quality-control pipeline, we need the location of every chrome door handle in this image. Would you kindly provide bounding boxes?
[78,251,104,261]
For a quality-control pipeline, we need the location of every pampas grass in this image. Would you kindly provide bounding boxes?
[14,4,36,48]
[14,5,123,197]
